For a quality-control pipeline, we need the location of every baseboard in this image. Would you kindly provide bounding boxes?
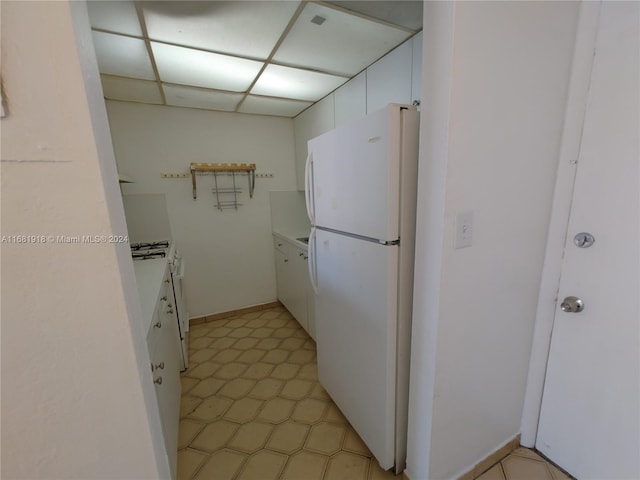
[189,301,282,326]
[457,435,521,480]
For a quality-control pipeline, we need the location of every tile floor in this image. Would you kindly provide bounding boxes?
[177,306,572,480]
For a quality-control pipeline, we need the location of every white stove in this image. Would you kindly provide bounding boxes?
[130,240,189,371]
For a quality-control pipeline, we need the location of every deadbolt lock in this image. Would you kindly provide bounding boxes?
[560,296,584,313]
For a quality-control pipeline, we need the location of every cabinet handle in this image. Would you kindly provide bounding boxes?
[155,362,165,370]
[303,256,308,260]
[161,296,167,301]
[167,308,174,314]
[154,320,162,328]
[164,279,170,284]
[284,259,289,263]
[299,252,304,257]
[154,376,163,385]
[277,243,283,247]
[167,304,173,308]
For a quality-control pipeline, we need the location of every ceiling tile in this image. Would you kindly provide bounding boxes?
[272,3,411,76]
[326,1,423,31]
[238,96,312,117]
[92,31,155,80]
[142,1,301,60]
[251,65,347,102]
[87,1,142,36]
[101,75,163,104]
[152,42,264,92]
[163,84,244,111]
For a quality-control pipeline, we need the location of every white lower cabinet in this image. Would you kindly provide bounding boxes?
[146,268,181,480]
[274,235,315,340]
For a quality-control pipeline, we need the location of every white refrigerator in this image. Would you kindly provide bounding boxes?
[305,104,419,473]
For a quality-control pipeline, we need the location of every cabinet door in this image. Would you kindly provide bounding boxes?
[366,40,412,113]
[275,248,293,307]
[293,94,335,191]
[291,247,309,333]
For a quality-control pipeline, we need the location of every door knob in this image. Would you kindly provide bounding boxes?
[560,296,584,313]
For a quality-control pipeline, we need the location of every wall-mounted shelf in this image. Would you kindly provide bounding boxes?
[190,162,256,210]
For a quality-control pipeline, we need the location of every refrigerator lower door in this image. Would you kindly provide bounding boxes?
[314,228,399,470]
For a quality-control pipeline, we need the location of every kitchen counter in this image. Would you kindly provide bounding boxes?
[273,229,310,250]
[133,257,169,333]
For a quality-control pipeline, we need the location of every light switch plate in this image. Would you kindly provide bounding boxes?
[455,211,474,249]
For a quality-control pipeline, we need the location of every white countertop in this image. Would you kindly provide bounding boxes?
[273,229,310,250]
[133,258,168,333]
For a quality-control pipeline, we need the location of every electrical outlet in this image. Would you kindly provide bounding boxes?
[455,211,474,249]
[256,173,274,178]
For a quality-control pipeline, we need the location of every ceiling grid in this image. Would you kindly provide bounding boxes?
[88,0,422,117]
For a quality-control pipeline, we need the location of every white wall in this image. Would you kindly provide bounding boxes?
[1,2,167,478]
[108,101,297,318]
[407,2,580,479]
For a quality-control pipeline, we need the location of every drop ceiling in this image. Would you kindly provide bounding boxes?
[88,1,422,118]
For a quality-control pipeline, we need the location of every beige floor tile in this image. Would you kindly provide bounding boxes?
[189,325,212,338]
[212,348,243,364]
[306,422,347,455]
[279,337,307,351]
[236,348,267,364]
[188,396,233,422]
[267,318,289,328]
[547,463,572,480]
[250,327,276,339]
[257,397,296,424]
[324,403,349,424]
[229,326,254,338]
[368,461,401,480]
[214,362,249,379]
[281,451,328,480]
[236,450,288,480]
[208,326,234,338]
[190,336,214,350]
[209,337,237,349]
[344,428,372,457]
[180,396,203,418]
[218,378,256,399]
[280,378,314,400]
[189,348,217,364]
[177,448,207,480]
[291,397,328,424]
[287,349,316,364]
[325,451,370,480]
[223,397,264,423]
[178,419,205,450]
[180,376,199,394]
[188,377,225,398]
[188,361,222,379]
[502,455,554,480]
[266,420,310,454]
[242,362,274,379]
[259,310,283,320]
[254,337,281,350]
[510,447,546,461]
[297,363,318,381]
[227,421,274,454]
[249,378,284,399]
[309,381,331,400]
[245,317,270,328]
[261,349,291,364]
[225,317,250,328]
[476,464,506,480]
[190,420,238,452]
[270,363,300,380]
[193,449,246,480]
[303,338,317,350]
[273,327,297,339]
[233,337,260,350]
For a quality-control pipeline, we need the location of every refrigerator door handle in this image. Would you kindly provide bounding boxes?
[304,151,315,224]
[308,226,319,295]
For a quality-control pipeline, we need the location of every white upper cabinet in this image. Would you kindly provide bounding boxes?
[366,40,413,113]
[294,94,335,190]
[293,33,423,191]
[411,32,423,107]
[334,71,367,128]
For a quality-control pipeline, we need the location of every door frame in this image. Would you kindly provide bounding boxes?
[519,0,601,447]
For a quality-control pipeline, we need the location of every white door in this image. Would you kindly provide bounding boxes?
[306,105,408,241]
[313,228,399,469]
[536,3,639,479]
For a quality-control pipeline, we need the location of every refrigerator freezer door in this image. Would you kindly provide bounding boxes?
[308,106,403,241]
[314,228,398,469]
